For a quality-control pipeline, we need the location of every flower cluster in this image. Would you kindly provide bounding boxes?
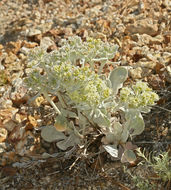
[120,81,159,108]
[53,63,111,107]
[59,36,118,66]
[25,36,117,109]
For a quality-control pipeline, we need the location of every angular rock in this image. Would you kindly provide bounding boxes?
[137,61,157,69]
[162,0,171,8]
[0,142,9,153]
[148,74,165,90]
[40,37,56,50]
[26,28,41,37]
[0,128,8,142]
[10,78,28,105]
[22,41,38,48]
[5,41,22,54]
[4,52,18,64]
[0,44,3,50]
[165,66,171,83]
[132,34,163,45]
[3,120,16,132]
[125,19,158,36]
[129,67,142,79]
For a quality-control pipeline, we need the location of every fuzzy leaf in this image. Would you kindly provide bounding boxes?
[93,111,110,127]
[139,106,151,113]
[109,67,128,94]
[121,149,136,163]
[61,108,78,119]
[103,144,118,158]
[125,110,145,136]
[77,112,90,131]
[56,133,80,150]
[41,125,66,142]
[104,122,129,144]
[120,126,129,143]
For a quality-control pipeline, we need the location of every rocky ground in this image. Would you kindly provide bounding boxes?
[0,0,171,189]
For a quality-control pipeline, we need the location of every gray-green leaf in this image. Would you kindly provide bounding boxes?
[41,125,66,143]
[56,133,80,150]
[109,67,128,94]
[125,109,145,136]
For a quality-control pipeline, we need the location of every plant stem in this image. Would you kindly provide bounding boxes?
[56,91,67,108]
[43,91,61,115]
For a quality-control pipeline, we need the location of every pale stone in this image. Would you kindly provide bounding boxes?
[40,37,56,49]
[27,28,41,36]
[0,128,8,142]
[129,67,143,79]
[137,61,157,69]
[165,66,171,83]
[125,19,158,36]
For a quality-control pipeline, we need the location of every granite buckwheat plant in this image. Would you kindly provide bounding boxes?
[25,36,159,162]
